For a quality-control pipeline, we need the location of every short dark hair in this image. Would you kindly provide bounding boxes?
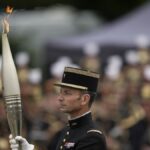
[82,91,97,107]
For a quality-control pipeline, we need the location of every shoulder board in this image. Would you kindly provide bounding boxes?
[87,129,102,134]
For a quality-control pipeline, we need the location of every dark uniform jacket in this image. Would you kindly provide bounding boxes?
[51,112,107,150]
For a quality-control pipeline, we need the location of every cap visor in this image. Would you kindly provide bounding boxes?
[54,82,88,90]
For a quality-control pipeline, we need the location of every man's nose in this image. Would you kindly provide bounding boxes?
[58,93,64,101]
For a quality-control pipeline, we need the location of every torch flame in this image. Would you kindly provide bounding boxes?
[2,6,13,33]
[5,6,13,14]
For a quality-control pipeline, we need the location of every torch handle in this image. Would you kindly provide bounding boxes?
[4,95,22,135]
[4,95,22,150]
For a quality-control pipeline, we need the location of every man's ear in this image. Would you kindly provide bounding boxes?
[81,94,90,106]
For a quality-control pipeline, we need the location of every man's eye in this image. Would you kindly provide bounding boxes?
[64,91,72,95]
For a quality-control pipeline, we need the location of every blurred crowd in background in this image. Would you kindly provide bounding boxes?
[0,39,150,150]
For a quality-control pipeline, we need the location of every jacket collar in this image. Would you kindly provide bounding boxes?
[68,111,92,128]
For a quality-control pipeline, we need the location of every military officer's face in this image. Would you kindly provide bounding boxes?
[57,87,90,118]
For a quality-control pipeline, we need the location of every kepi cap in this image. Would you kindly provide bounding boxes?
[55,67,100,93]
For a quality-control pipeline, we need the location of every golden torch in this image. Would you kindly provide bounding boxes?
[1,6,22,149]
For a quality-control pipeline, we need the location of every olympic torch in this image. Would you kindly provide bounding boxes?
[1,7,22,150]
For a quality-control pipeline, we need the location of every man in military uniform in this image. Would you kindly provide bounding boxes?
[9,67,107,150]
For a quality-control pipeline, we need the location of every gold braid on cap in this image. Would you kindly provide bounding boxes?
[55,82,88,90]
[65,67,100,78]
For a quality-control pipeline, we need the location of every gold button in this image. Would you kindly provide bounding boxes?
[63,139,66,142]
[66,131,69,135]
[60,145,63,149]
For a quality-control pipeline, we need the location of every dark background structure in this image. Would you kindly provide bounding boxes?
[0,0,149,21]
